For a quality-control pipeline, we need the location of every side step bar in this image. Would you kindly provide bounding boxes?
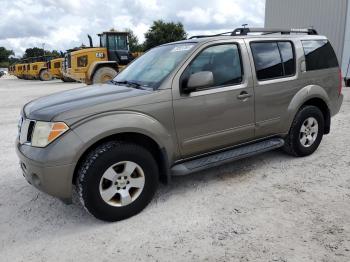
[171,138,284,176]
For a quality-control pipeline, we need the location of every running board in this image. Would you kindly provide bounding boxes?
[171,138,284,176]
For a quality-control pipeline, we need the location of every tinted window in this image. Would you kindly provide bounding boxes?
[302,40,338,71]
[100,34,107,48]
[278,42,295,76]
[251,42,284,80]
[108,35,128,51]
[183,44,243,88]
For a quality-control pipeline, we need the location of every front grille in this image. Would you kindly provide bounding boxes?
[19,119,36,145]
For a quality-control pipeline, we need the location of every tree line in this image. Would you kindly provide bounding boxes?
[0,20,187,67]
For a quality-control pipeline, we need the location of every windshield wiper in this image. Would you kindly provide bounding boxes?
[110,80,144,89]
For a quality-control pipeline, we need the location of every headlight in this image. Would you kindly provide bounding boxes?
[31,121,69,147]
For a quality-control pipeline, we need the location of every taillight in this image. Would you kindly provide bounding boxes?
[338,68,343,96]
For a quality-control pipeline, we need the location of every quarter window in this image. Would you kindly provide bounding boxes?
[182,44,243,89]
[250,41,295,81]
[302,40,338,71]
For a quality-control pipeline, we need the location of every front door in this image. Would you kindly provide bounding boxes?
[172,42,255,157]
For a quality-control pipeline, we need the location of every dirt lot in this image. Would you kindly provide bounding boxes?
[0,76,349,262]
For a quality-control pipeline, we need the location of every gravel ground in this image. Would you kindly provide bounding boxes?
[0,76,349,262]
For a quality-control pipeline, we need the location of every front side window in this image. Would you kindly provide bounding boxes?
[250,41,295,81]
[302,40,338,71]
[100,34,107,48]
[182,44,243,89]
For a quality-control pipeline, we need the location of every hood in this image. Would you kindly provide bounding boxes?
[24,83,152,122]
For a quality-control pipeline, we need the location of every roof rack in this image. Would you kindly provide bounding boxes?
[232,27,318,36]
[189,27,318,39]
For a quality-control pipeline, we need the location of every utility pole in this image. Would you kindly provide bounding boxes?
[42,43,45,57]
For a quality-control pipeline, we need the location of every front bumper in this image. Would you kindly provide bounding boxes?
[15,130,83,203]
[16,142,75,203]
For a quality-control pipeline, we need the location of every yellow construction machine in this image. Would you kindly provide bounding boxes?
[62,31,141,84]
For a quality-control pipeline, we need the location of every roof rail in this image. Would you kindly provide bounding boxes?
[189,31,233,39]
[189,27,318,39]
[231,27,318,36]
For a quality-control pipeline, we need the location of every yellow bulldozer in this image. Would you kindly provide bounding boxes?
[13,56,53,81]
[62,31,141,84]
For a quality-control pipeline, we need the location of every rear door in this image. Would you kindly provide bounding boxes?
[246,39,300,137]
[172,40,255,157]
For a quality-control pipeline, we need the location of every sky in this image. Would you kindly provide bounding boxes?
[0,0,265,57]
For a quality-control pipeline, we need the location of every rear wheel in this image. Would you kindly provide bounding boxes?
[92,67,118,84]
[77,141,159,222]
[39,69,52,81]
[283,105,324,156]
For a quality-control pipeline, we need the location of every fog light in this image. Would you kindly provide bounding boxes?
[31,173,41,187]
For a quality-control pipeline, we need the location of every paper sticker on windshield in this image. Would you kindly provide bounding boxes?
[171,45,194,52]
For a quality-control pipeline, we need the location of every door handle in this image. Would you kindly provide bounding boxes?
[237,92,251,100]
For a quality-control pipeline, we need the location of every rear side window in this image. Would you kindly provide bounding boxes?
[278,42,295,76]
[302,40,338,71]
[250,41,296,81]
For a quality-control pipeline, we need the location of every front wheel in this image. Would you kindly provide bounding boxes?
[77,141,159,221]
[92,67,118,84]
[39,69,52,81]
[283,105,324,157]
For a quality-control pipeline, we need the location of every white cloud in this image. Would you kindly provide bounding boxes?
[0,0,265,57]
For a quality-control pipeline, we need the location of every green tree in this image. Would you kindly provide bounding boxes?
[143,20,187,50]
[23,47,63,59]
[0,47,14,67]
[23,47,45,58]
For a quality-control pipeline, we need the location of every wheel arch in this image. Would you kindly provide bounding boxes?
[287,85,331,134]
[72,131,171,187]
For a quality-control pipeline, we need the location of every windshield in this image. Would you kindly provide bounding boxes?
[114,43,195,89]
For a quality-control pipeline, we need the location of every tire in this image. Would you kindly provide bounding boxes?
[39,69,52,81]
[283,105,324,157]
[77,141,159,222]
[92,67,118,84]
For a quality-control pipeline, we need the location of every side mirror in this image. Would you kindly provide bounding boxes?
[182,71,214,93]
